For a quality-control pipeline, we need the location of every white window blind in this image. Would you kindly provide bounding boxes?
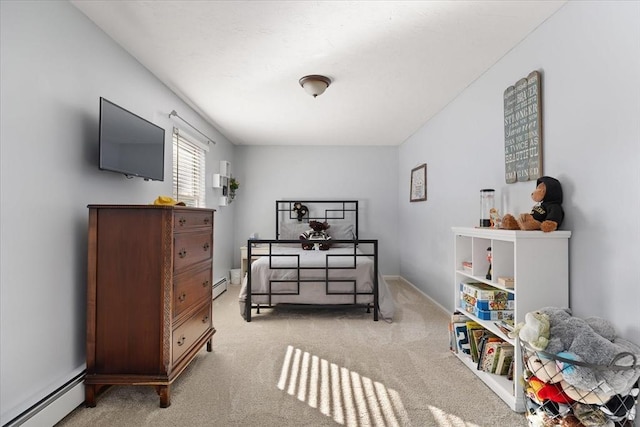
[172,127,206,207]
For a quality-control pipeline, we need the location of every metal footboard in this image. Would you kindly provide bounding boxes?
[245,239,379,322]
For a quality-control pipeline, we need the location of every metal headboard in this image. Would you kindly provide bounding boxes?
[275,200,359,240]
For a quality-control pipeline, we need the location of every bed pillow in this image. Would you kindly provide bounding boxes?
[328,223,356,247]
[278,222,310,246]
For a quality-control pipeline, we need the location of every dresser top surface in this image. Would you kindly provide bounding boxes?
[88,204,216,213]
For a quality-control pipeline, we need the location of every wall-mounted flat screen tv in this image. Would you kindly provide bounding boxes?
[99,97,165,181]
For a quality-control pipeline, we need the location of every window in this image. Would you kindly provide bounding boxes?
[172,127,207,207]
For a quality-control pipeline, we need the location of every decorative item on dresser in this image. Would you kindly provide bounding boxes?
[85,205,216,408]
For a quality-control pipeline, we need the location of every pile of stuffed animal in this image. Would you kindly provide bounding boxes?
[512,307,640,426]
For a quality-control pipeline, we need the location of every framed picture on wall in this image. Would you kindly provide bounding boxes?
[410,163,427,202]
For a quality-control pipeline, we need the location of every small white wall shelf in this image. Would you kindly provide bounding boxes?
[213,160,231,206]
[219,160,230,178]
[212,173,226,189]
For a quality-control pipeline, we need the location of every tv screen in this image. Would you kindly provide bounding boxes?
[99,97,165,181]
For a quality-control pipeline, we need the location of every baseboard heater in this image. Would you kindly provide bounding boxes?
[212,277,227,299]
[4,370,85,427]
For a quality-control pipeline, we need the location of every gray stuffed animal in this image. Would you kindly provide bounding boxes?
[537,307,640,397]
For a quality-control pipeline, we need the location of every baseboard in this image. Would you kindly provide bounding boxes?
[3,371,85,427]
[212,277,227,299]
[397,276,451,316]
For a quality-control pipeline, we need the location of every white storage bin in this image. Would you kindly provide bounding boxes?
[230,269,242,285]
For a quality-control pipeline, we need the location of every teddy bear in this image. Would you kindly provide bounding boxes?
[300,220,331,250]
[502,176,564,232]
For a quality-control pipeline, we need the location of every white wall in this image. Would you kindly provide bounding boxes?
[234,145,399,274]
[0,1,236,424]
[399,1,640,345]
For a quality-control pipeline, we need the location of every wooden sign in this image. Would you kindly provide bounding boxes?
[504,71,542,183]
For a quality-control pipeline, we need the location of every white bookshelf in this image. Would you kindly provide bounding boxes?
[452,227,571,412]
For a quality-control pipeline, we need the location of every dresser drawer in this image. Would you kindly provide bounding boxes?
[174,232,212,271]
[173,265,212,320]
[174,210,213,231]
[172,302,211,364]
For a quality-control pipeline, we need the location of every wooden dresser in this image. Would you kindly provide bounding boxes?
[85,205,216,408]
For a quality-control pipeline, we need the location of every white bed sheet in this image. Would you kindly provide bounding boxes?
[238,246,394,321]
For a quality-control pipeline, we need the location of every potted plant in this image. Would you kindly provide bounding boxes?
[229,177,239,203]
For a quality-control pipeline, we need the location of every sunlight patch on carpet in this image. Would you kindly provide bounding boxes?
[427,405,481,427]
[278,345,409,426]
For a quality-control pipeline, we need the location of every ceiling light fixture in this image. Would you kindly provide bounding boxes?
[299,75,331,98]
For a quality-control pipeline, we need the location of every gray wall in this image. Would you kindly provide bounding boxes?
[0,1,236,423]
[233,145,399,274]
[398,0,640,345]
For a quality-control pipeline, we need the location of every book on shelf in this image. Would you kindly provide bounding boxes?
[449,312,470,353]
[479,339,503,373]
[497,276,514,288]
[454,322,471,356]
[475,333,500,371]
[495,345,514,376]
[469,327,487,363]
[506,357,515,380]
[494,319,515,336]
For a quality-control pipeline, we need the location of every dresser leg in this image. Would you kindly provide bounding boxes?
[85,385,97,408]
[158,385,171,408]
[206,337,212,352]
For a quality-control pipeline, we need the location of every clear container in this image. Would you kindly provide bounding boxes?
[480,189,495,227]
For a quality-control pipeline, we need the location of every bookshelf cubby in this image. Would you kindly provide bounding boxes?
[452,227,571,412]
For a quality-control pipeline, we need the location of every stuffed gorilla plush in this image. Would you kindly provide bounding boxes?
[502,176,564,233]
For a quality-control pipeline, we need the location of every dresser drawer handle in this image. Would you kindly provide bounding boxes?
[178,217,186,226]
[202,315,209,324]
[203,242,210,251]
[202,280,210,288]
[177,335,186,346]
[178,292,186,303]
[203,217,210,225]
[178,249,187,258]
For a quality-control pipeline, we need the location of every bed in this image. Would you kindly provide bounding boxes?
[238,200,395,322]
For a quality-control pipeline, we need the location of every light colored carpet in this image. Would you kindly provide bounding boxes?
[56,279,527,426]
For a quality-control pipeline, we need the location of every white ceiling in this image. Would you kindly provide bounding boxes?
[71,0,566,146]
